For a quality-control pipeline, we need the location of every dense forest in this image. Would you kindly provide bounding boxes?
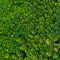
[0,0,60,60]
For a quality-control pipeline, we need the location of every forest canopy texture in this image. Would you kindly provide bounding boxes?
[0,0,60,60]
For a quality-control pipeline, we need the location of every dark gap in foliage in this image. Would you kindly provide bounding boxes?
[0,44,2,46]
[5,58,8,60]
[40,0,43,1]
[54,40,60,44]
[10,18,12,20]
[35,14,39,19]
[0,34,3,37]
[29,1,33,4]
[45,8,48,11]
[12,1,19,5]
[17,3,22,6]
[12,1,15,4]
[47,57,52,59]
[36,50,40,54]
[35,31,39,35]
[18,35,26,39]
[9,52,19,58]
[27,4,30,6]
[10,18,15,23]
[12,1,24,7]
[0,20,2,23]
[19,34,21,37]
[59,25,60,28]
[53,20,56,23]
[22,51,27,58]
[50,0,57,2]
[58,49,60,57]
[4,33,7,36]
[54,0,57,2]
[45,33,47,37]
[26,45,29,48]
[1,7,3,10]
[10,33,14,35]
[19,50,27,58]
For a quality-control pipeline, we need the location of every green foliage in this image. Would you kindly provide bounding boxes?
[53,53,59,59]
[0,0,60,60]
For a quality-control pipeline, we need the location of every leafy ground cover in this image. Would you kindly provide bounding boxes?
[0,0,60,60]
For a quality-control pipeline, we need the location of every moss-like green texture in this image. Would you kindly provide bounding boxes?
[0,0,60,60]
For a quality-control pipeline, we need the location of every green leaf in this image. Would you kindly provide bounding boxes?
[50,30,54,35]
[47,26,51,31]
[53,13,56,17]
[50,23,54,28]
[0,39,3,42]
[56,9,60,14]
[53,53,59,59]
